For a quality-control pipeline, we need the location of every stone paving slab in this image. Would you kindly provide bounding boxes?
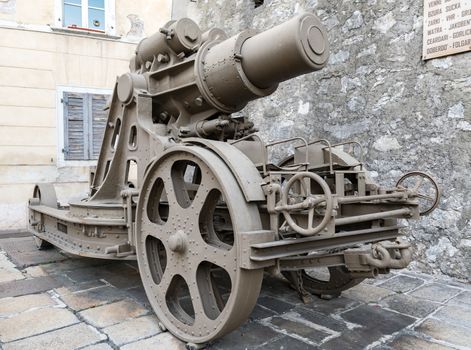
[301,294,361,315]
[0,231,31,239]
[0,276,62,298]
[386,334,456,350]
[0,307,79,342]
[433,304,471,328]
[409,283,461,302]
[53,278,107,296]
[0,238,67,268]
[290,307,348,333]
[63,263,142,289]
[248,304,277,321]
[40,258,115,275]
[318,304,417,349]
[124,284,151,307]
[210,322,281,349]
[269,315,331,343]
[81,344,114,350]
[263,335,317,350]
[79,299,148,328]
[0,267,24,284]
[377,274,425,293]
[414,318,471,348]
[3,323,106,350]
[0,253,18,270]
[23,265,48,278]
[102,315,161,346]
[341,283,394,303]
[80,343,113,350]
[0,233,470,350]
[60,285,129,311]
[379,293,440,318]
[447,290,471,306]
[120,332,185,350]
[0,293,56,317]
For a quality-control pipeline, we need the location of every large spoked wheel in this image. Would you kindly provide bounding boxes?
[278,157,364,299]
[135,146,264,344]
[30,184,56,250]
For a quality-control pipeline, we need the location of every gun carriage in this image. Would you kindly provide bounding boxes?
[28,13,440,344]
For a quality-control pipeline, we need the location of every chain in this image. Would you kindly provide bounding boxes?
[295,270,311,304]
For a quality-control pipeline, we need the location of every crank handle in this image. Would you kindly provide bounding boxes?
[274,196,325,212]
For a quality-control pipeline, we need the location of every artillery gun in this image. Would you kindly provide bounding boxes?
[28,13,440,345]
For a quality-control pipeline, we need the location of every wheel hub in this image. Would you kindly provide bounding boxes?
[168,230,187,253]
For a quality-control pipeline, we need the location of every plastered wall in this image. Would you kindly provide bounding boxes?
[0,0,171,230]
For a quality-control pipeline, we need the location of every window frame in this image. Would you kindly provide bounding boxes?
[54,0,116,36]
[57,86,112,167]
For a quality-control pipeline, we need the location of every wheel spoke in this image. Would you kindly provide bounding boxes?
[158,267,174,291]
[141,216,166,240]
[187,275,208,322]
[416,193,435,202]
[413,176,425,191]
[147,264,175,303]
[199,244,236,280]
[310,195,327,207]
[299,177,310,197]
[160,166,181,211]
[308,208,314,230]
[190,174,219,213]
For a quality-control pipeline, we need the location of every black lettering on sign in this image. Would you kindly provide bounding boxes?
[427,44,448,54]
[429,0,442,7]
[463,9,471,17]
[453,30,465,38]
[429,8,442,17]
[429,18,441,26]
[450,19,471,29]
[428,27,443,35]
[427,34,449,45]
[452,29,471,38]
[446,13,456,21]
[446,3,461,12]
[453,38,471,48]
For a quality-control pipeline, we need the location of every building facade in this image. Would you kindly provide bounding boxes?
[0,0,171,230]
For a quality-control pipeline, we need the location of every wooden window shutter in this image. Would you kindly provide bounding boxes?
[63,92,87,160]
[90,94,108,159]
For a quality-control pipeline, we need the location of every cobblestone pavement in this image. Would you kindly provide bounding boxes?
[0,234,470,350]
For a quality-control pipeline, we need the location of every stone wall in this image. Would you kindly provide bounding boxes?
[179,0,471,281]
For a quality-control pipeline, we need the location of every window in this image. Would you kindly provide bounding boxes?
[62,92,109,161]
[59,0,115,33]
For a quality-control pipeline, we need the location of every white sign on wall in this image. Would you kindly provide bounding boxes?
[423,0,471,60]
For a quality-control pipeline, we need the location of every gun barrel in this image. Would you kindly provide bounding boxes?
[195,13,329,113]
[241,13,328,89]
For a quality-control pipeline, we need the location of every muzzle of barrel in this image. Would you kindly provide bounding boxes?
[195,13,329,113]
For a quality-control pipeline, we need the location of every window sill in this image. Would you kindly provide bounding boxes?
[57,159,98,168]
[51,26,121,40]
